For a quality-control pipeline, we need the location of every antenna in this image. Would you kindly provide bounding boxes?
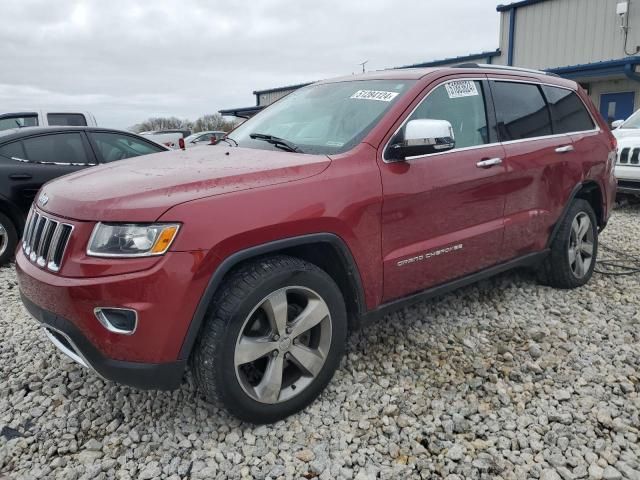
[358,60,368,73]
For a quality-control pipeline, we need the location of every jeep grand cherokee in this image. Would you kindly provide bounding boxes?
[16,65,617,423]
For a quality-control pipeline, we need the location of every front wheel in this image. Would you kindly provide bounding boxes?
[193,255,347,423]
[540,199,598,289]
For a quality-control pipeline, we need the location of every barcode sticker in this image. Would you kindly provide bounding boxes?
[350,90,399,102]
[445,81,479,98]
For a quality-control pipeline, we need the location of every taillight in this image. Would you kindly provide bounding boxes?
[178,138,185,150]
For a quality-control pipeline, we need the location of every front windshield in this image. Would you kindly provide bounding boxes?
[229,79,415,155]
[621,110,640,129]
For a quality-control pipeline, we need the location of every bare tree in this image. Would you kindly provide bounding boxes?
[192,114,237,133]
[130,114,237,134]
[130,117,192,133]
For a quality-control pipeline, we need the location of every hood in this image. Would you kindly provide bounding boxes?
[615,130,640,149]
[612,128,640,140]
[39,146,330,222]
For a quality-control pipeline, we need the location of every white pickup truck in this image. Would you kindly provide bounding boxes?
[0,111,98,131]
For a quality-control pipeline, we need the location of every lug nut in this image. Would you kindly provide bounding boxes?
[273,334,280,341]
[286,327,292,334]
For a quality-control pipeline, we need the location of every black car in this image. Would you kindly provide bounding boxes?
[0,126,170,265]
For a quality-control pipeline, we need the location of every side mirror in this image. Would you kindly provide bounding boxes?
[386,119,455,161]
[611,119,624,129]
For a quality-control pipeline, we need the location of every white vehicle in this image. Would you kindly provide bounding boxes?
[0,111,97,131]
[612,112,640,196]
[139,129,191,149]
[183,131,227,148]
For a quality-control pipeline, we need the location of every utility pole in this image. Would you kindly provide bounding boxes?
[358,60,368,73]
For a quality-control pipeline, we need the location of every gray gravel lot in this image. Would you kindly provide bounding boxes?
[1,204,639,480]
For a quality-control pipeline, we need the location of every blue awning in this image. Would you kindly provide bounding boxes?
[547,57,640,82]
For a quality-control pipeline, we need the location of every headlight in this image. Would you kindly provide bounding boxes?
[87,223,180,258]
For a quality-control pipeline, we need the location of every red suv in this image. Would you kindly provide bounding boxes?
[16,65,616,423]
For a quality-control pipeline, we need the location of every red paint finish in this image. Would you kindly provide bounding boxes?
[16,247,209,363]
[16,67,616,376]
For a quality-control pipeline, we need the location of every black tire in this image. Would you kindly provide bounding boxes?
[0,212,18,267]
[539,199,598,289]
[193,255,347,424]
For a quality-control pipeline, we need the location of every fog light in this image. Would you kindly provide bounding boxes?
[94,308,138,335]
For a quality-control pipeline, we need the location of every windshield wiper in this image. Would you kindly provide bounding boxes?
[249,133,303,153]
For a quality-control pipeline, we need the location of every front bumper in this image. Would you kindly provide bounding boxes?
[22,293,186,390]
[615,165,640,194]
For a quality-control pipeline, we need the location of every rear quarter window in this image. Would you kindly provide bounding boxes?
[542,85,595,134]
[0,141,27,160]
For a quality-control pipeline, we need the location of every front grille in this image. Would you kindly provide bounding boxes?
[22,209,73,272]
[618,147,640,166]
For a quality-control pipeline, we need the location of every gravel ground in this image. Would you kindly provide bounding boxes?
[1,204,639,480]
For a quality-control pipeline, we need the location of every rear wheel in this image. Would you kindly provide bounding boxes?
[0,212,18,266]
[193,255,347,423]
[539,199,598,289]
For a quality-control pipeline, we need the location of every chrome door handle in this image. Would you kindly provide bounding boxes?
[555,145,574,153]
[476,157,503,168]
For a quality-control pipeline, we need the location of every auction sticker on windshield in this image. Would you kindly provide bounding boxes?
[350,90,399,102]
[445,81,478,98]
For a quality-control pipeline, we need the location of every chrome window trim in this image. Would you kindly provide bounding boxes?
[382,76,601,163]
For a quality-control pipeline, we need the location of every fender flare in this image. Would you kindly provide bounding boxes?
[178,232,366,359]
[546,181,602,248]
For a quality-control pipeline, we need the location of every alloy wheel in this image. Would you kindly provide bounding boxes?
[234,286,332,404]
[568,212,594,278]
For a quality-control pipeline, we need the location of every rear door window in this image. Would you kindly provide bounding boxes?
[47,113,87,126]
[0,114,38,131]
[492,81,552,141]
[22,133,91,164]
[542,86,595,133]
[88,131,166,162]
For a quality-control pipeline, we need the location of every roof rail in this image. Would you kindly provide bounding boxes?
[454,63,560,77]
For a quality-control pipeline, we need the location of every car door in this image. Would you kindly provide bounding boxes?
[490,79,585,261]
[86,131,168,163]
[378,76,508,302]
[0,132,96,214]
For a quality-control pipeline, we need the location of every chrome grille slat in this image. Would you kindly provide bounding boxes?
[22,208,73,272]
[29,216,46,261]
[618,147,640,167]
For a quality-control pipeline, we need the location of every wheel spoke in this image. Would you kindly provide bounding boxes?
[262,289,288,336]
[581,241,594,257]
[290,299,329,338]
[254,354,284,403]
[289,344,325,377]
[574,252,585,277]
[568,246,577,264]
[235,337,278,365]
[577,215,589,240]
[571,218,580,240]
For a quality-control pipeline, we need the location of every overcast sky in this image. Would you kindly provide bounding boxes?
[0,0,500,129]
